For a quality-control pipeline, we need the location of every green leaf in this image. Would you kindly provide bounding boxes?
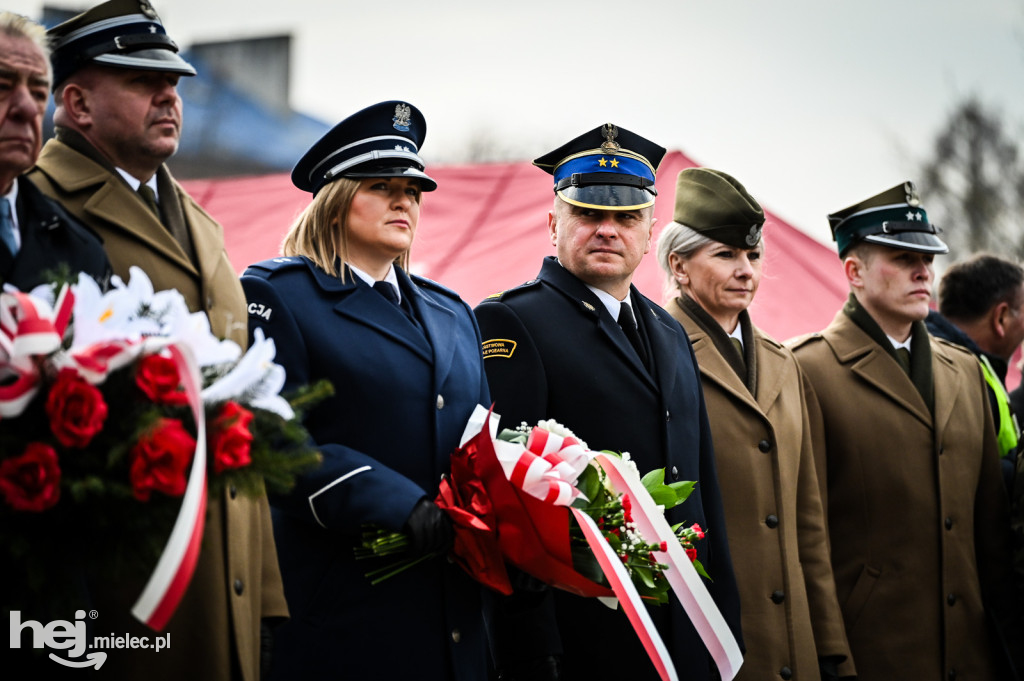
[692,559,712,581]
[640,468,665,488]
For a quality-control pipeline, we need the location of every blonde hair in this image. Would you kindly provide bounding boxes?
[655,221,766,302]
[281,178,411,279]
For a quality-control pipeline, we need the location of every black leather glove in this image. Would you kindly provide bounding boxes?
[497,655,561,681]
[259,620,274,680]
[404,498,454,554]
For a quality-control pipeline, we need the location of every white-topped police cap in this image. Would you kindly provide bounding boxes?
[292,101,437,195]
[48,0,196,90]
[827,181,948,257]
[533,123,667,210]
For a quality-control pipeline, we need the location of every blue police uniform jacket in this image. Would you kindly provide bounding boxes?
[474,256,743,680]
[241,256,491,681]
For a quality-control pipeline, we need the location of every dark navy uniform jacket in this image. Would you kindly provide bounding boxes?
[474,256,742,681]
[0,176,110,290]
[242,256,491,681]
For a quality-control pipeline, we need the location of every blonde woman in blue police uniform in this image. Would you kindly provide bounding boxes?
[657,168,852,681]
[475,125,742,681]
[241,101,491,681]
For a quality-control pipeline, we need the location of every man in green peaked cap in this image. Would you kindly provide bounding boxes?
[789,182,1023,680]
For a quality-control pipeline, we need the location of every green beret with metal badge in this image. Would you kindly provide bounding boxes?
[672,167,764,249]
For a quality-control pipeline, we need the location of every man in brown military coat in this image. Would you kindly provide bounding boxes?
[790,182,1022,680]
[26,1,287,678]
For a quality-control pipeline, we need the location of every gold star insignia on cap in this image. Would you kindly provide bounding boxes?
[609,158,619,168]
[598,158,608,167]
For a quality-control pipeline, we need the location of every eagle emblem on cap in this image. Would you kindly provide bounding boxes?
[393,103,412,132]
[601,123,620,152]
[745,225,762,247]
[138,0,158,19]
[904,181,920,207]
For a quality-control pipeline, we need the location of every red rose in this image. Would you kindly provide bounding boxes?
[209,401,254,474]
[685,547,697,563]
[130,418,196,501]
[0,443,61,512]
[46,368,108,448]
[136,354,188,406]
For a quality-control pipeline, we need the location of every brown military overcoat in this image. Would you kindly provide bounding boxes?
[791,309,1018,681]
[667,299,851,681]
[28,138,287,681]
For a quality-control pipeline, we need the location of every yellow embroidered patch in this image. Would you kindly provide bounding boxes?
[482,338,517,359]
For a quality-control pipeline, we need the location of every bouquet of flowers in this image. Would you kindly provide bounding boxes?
[0,267,323,628]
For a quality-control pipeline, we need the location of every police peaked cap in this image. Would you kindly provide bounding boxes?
[672,167,765,249]
[292,100,437,195]
[48,0,196,90]
[534,123,666,210]
[828,181,947,257]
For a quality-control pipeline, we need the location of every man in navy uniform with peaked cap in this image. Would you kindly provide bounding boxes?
[475,123,742,680]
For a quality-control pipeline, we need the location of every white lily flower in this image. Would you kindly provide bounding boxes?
[202,328,293,420]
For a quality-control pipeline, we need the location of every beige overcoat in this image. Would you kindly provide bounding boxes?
[28,138,288,681]
[668,299,851,681]
[790,310,1018,681]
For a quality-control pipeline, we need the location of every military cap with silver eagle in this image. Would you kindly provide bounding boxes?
[291,100,437,195]
[48,0,196,91]
[827,181,948,257]
[533,123,666,211]
[672,167,764,249]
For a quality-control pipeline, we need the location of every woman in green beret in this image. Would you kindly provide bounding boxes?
[656,168,853,681]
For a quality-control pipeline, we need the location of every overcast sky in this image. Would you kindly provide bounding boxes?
[11,0,1024,245]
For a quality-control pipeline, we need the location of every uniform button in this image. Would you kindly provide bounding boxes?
[938,446,945,455]
[944,517,953,530]
[765,514,779,529]
[947,593,957,606]
[229,485,238,499]
[770,590,785,604]
[665,410,671,422]
[207,296,214,308]
[758,439,771,453]
[671,466,679,480]
[436,394,445,409]
[780,667,793,680]
[451,628,461,643]
[234,579,244,595]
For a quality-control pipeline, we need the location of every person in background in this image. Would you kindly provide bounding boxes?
[790,181,1022,680]
[0,11,109,290]
[27,1,287,678]
[657,167,852,681]
[241,100,492,681]
[925,253,1024,488]
[475,124,741,681]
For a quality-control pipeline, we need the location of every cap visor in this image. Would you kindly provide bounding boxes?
[341,166,437,192]
[863,231,948,254]
[93,49,196,76]
[557,184,654,210]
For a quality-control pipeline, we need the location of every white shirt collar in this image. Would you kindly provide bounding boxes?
[348,263,402,303]
[585,283,633,325]
[2,179,21,245]
[729,324,744,349]
[116,168,159,200]
[887,334,912,352]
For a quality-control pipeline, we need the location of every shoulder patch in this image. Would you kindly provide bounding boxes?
[244,256,307,279]
[482,338,517,359]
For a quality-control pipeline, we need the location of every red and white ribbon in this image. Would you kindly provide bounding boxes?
[131,344,208,631]
[596,454,744,681]
[572,507,679,681]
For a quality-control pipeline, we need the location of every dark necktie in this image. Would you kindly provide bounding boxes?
[373,280,401,306]
[137,184,161,220]
[730,337,745,366]
[895,347,911,374]
[618,302,648,366]
[0,198,17,256]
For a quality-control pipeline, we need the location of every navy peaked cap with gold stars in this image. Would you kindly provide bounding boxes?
[292,100,437,195]
[828,181,947,257]
[533,123,666,210]
[48,0,196,90]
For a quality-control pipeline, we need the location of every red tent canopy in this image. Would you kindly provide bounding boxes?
[182,151,848,342]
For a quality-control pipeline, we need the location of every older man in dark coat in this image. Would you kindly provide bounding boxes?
[475,124,742,681]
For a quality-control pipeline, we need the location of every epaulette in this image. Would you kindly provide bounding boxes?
[786,332,823,351]
[481,279,541,301]
[244,256,308,278]
[410,273,460,300]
